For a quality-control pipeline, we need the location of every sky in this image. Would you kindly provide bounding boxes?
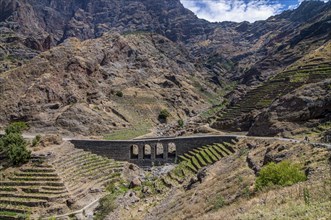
[180,0,329,23]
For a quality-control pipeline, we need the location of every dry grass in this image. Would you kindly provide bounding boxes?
[203,175,331,220]
[144,139,331,220]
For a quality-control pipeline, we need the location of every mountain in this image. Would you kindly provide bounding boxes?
[0,0,330,137]
[2,0,329,80]
[0,0,211,73]
[211,42,331,138]
[0,32,216,135]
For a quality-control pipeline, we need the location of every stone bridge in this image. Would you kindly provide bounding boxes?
[70,135,238,166]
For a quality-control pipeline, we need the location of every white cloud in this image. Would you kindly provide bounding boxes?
[180,0,284,23]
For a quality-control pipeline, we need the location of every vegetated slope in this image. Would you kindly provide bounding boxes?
[211,42,331,139]
[0,32,216,135]
[141,139,330,220]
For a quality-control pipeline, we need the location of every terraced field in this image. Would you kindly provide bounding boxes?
[0,145,126,219]
[214,62,331,128]
[51,148,126,207]
[0,154,68,219]
[158,139,238,189]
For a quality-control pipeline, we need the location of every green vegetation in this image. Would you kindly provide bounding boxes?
[200,104,225,120]
[0,122,31,165]
[32,135,41,147]
[178,119,184,128]
[115,91,123,97]
[104,122,151,140]
[0,211,19,217]
[210,195,225,211]
[238,147,249,157]
[242,186,251,198]
[4,122,28,135]
[290,72,309,83]
[303,188,310,206]
[94,193,118,220]
[158,109,170,121]
[255,161,307,190]
[178,141,237,172]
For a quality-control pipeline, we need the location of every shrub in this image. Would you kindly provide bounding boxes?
[255,161,307,190]
[115,91,123,97]
[178,119,184,128]
[211,195,225,211]
[5,122,28,135]
[31,135,41,147]
[303,188,310,206]
[158,109,170,121]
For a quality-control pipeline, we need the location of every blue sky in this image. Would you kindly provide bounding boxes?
[180,0,328,22]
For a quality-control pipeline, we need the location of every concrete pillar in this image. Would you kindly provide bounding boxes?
[163,143,168,160]
[138,144,144,160]
[175,143,178,158]
[151,143,156,160]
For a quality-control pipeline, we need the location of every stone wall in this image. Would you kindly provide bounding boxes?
[70,135,237,166]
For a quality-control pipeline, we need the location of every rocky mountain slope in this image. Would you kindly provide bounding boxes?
[1,0,329,80]
[212,42,331,139]
[0,0,330,137]
[0,32,216,135]
[0,0,211,73]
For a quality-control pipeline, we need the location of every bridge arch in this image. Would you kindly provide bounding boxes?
[168,142,176,158]
[155,143,164,159]
[130,145,139,159]
[143,144,152,159]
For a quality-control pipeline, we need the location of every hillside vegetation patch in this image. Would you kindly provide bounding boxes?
[158,109,171,122]
[255,161,307,190]
[0,122,31,165]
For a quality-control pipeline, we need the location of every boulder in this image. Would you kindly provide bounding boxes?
[129,177,142,189]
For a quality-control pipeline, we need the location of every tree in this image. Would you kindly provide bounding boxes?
[0,122,30,165]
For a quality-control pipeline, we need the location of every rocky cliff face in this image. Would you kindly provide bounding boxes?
[1,0,329,81]
[0,0,212,71]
